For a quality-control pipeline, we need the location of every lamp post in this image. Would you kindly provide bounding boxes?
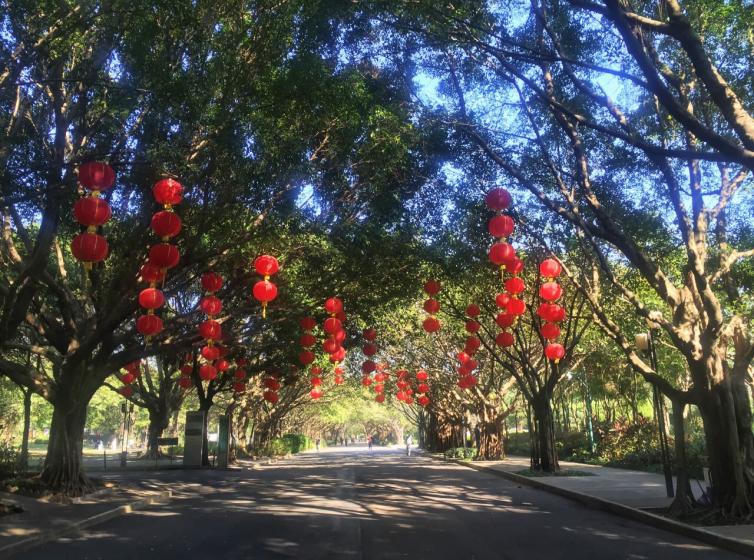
[636,325,674,498]
[567,371,595,454]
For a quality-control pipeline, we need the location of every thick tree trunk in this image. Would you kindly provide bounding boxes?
[532,395,559,472]
[699,375,754,518]
[669,399,695,516]
[477,419,503,460]
[144,408,170,460]
[18,388,31,471]
[40,389,93,495]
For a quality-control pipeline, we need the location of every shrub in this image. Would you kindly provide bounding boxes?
[594,416,663,469]
[504,432,531,456]
[444,447,477,460]
[258,434,314,457]
[0,442,18,479]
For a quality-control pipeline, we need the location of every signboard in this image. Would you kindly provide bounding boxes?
[156,437,179,446]
[217,415,230,468]
[183,411,206,467]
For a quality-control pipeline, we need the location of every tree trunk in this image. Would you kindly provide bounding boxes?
[477,419,503,460]
[18,388,31,471]
[201,405,211,467]
[40,389,93,495]
[532,395,559,472]
[144,408,170,460]
[669,399,695,516]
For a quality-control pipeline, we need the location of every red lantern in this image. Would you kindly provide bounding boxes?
[540,258,562,278]
[150,211,182,239]
[263,377,281,390]
[457,351,470,363]
[362,360,377,373]
[507,298,526,316]
[333,329,346,343]
[263,391,279,404]
[423,299,440,314]
[334,376,344,385]
[300,333,317,347]
[199,319,222,340]
[136,314,163,336]
[375,393,385,403]
[138,288,165,310]
[200,296,222,316]
[416,370,429,381]
[465,336,481,352]
[180,364,193,376]
[551,305,566,323]
[540,323,561,340]
[233,382,246,393]
[418,383,430,393]
[465,320,480,333]
[120,372,135,384]
[323,338,341,354]
[299,350,316,365]
[199,364,217,381]
[418,395,430,407]
[201,272,223,292]
[363,343,378,356]
[214,359,229,372]
[310,389,323,400]
[423,316,441,333]
[254,255,280,277]
[73,197,112,226]
[496,313,515,329]
[330,347,346,362]
[539,282,563,302]
[496,293,511,308]
[363,328,377,341]
[79,162,115,191]
[335,310,347,322]
[504,277,525,295]
[311,377,323,387]
[253,280,278,306]
[323,317,342,334]
[506,258,524,275]
[152,178,184,206]
[300,317,317,330]
[139,263,165,284]
[496,331,515,347]
[545,343,566,362]
[423,279,441,295]
[71,232,108,264]
[119,386,134,397]
[178,377,193,389]
[465,304,481,317]
[324,297,343,315]
[489,242,516,266]
[234,369,247,381]
[201,345,220,360]
[485,187,512,211]
[373,383,384,392]
[487,215,514,238]
[149,243,180,269]
[361,375,373,387]
[312,366,323,376]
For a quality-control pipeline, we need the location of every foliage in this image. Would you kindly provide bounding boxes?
[444,447,477,461]
[0,442,18,479]
[258,434,314,458]
[593,417,664,471]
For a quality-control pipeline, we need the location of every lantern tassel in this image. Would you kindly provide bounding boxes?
[262,302,267,319]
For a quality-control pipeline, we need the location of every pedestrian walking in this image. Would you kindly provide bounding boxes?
[316,438,320,452]
[368,435,373,451]
[406,434,413,456]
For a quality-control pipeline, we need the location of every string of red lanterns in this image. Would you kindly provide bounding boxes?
[178,353,194,390]
[298,316,320,398]
[252,255,279,318]
[72,162,115,269]
[117,360,141,397]
[198,272,224,381]
[422,280,442,333]
[373,362,387,402]
[416,370,430,407]
[538,259,567,363]
[361,327,378,388]
[395,369,414,404]
[262,371,281,403]
[232,357,249,393]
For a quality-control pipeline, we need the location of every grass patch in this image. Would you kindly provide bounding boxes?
[515,468,595,477]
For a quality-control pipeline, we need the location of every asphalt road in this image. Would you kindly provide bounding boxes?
[25,446,744,559]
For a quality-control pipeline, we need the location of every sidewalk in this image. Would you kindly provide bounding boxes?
[465,455,754,546]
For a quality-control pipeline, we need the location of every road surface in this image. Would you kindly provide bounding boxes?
[25,446,743,559]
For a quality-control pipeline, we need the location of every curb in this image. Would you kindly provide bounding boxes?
[439,457,754,559]
[0,490,172,558]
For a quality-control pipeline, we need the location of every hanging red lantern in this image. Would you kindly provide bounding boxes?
[254,255,280,277]
[201,345,220,360]
[214,359,230,372]
[489,242,516,266]
[252,280,278,315]
[334,376,344,385]
[416,370,429,381]
[201,272,223,292]
[457,351,471,363]
[323,317,342,334]
[507,298,526,316]
[180,364,193,376]
[152,178,184,207]
[423,279,441,295]
[423,316,441,333]
[506,258,524,275]
[73,197,112,226]
[465,320,480,333]
[119,386,134,398]
[363,343,378,356]
[300,333,317,347]
[504,277,525,295]
[496,293,511,308]
[178,377,193,389]
[375,393,386,403]
[373,383,384,392]
[330,347,346,362]
[136,314,163,336]
[465,336,481,352]
[323,338,341,354]
[310,389,323,400]
[544,343,565,363]
[138,288,165,310]
[496,331,515,347]
[540,322,561,340]
[234,369,247,381]
[311,377,323,387]
[199,319,222,340]
[540,258,562,278]
[263,391,279,404]
[361,375,373,387]
[233,382,246,393]
[140,263,165,284]
[539,282,563,302]
[149,243,180,269]
[465,304,481,317]
[362,360,377,373]
[423,299,440,314]
[199,364,217,381]
[485,188,512,211]
[120,372,135,385]
[150,211,182,239]
[418,395,430,407]
[71,232,109,265]
[78,162,115,191]
[496,313,515,329]
[200,296,222,316]
[363,328,377,341]
[333,329,346,344]
[300,316,317,330]
[324,297,344,315]
[487,214,515,238]
[299,350,316,365]
[418,383,430,394]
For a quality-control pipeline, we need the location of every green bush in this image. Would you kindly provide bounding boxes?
[258,434,315,457]
[0,442,18,479]
[444,447,477,460]
[504,432,531,456]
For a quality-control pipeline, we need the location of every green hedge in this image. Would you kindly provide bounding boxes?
[444,447,477,460]
[259,434,315,457]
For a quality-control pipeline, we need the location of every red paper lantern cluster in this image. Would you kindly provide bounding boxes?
[252,255,279,318]
[395,369,414,404]
[486,188,518,274]
[262,372,281,403]
[322,297,347,382]
[422,280,442,333]
[456,350,478,389]
[298,316,323,397]
[373,364,387,402]
[116,360,141,397]
[197,272,225,381]
[416,370,430,407]
[178,355,194,390]
[72,162,115,269]
[538,259,566,363]
[361,327,379,389]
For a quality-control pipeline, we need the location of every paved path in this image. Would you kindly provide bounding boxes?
[20,447,746,559]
